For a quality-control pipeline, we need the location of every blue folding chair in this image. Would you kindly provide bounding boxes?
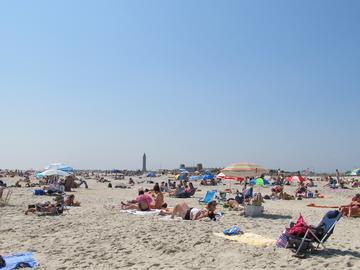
[290,210,342,256]
[199,190,216,204]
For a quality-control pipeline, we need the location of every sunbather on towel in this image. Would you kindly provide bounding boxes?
[121,188,153,211]
[340,194,360,217]
[161,201,217,221]
[25,201,55,215]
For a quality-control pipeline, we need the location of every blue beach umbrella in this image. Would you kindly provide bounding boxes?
[45,163,74,173]
[203,174,214,180]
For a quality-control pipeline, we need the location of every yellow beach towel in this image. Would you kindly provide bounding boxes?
[214,232,276,248]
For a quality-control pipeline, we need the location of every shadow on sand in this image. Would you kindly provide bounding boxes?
[314,248,360,259]
[259,213,293,220]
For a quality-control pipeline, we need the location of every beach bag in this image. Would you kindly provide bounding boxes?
[288,214,309,237]
[224,226,241,235]
[276,230,289,248]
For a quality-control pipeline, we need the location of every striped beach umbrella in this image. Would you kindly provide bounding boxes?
[221,163,267,178]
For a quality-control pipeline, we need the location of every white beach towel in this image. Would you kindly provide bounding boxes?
[120,210,161,216]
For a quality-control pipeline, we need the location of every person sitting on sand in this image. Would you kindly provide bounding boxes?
[251,193,265,206]
[225,198,245,213]
[295,182,307,198]
[306,179,315,187]
[339,194,360,217]
[128,178,135,186]
[160,182,166,192]
[65,194,81,207]
[161,201,217,221]
[150,183,167,209]
[121,188,153,211]
[278,191,295,200]
[271,185,284,199]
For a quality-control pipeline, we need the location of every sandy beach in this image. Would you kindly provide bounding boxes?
[1,175,359,270]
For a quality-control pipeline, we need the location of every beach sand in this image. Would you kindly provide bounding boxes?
[1,176,359,269]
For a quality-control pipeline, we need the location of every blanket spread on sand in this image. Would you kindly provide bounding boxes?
[2,252,38,270]
[214,232,276,248]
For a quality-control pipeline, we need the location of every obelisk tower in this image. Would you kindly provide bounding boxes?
[142,153,147,172]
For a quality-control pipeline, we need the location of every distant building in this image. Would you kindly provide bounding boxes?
[142,153,147,172]
[179,163,204,173]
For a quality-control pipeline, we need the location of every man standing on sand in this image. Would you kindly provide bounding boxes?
[336,169,345,188]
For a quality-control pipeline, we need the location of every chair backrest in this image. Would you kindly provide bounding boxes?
[316,210,342,242]
[202,190,216,203]
[244,187,253,198]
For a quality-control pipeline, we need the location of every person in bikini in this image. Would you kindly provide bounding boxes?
[150,183,167,209]
[161,201,217,221]
[340,194,360,217]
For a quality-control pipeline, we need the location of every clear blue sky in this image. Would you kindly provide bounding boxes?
[0,1,359,172]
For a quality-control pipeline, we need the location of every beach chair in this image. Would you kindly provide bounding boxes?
[219,192,227,201]
[0,189,13,206]
[199,190,216,204]
[288,210,342,256]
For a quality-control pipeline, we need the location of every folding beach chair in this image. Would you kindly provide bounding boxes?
[288,210,342,256]
[0,189,13,206]
[199,190,216,204]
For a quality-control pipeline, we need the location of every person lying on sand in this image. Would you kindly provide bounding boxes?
[339,194,360,217]
[121,188,153,211]
[25,195,64,215]
[160,201,217,221]
[314,190,324,198]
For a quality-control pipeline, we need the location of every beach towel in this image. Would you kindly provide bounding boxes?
[1,252,37,270]
[214,232,275,248]
[307,203,338,209]
[120,210,160,216]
